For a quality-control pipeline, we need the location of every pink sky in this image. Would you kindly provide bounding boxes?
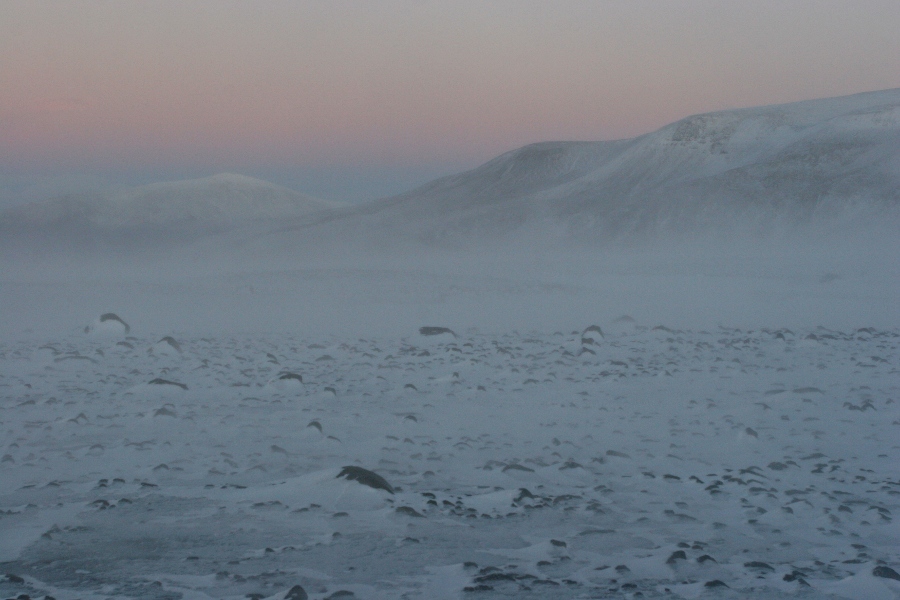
[2,1,900,202]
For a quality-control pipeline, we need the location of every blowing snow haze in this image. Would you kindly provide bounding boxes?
[1,86,900,600]
[3,88,899,260]
[2,88,899,335]
[0,173,337,254]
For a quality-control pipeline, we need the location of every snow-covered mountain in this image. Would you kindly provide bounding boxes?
[262,88,900,250]
[0,173,336,251]
[4,89,899,260]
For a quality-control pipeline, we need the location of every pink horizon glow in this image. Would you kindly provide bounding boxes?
[2,1,900,200]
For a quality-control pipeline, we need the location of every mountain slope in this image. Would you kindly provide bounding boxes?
[261,88,900,250]
[0,173,336,251]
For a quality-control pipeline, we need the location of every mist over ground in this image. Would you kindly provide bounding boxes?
[1,233,898,341]
[3,88,898,340]
[1,89,899,600]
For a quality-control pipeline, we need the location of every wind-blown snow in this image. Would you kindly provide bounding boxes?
[1,88,898,600]
[1,320,898,599]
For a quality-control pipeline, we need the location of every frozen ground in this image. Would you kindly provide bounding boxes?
[1,306,899,598]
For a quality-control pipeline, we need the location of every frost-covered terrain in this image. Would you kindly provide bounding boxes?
[1,87,899,599]
[1,314,899,599]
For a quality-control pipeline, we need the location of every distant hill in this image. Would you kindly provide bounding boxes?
[257,87,900,251]
[0,173,336,252]
[5,89,899,261]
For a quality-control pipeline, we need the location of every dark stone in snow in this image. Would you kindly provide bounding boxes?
[744,561,775,571]
[100,313,130,332]
[475,573,517,582]
[502,463,535,473]
[396,506,425,518]
[285,585,309,600]
[666,551,687,564]
[148,378,188,390]
[277,372,303,382]
[157,336,181,352]
[582,325,604,340]
[704,580,728,588]
[336,466,394,494]
[4,574,25,584]
[873,566,900,581]
[514,488,535,502]
[419,326,456,337]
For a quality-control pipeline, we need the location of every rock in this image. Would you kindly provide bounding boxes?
[148,378,188,391]
[336,466,394,494]
[277,372,303,382]
[153,336,182,353]
[666,550,687,564]
[85,313,130,336]
[396,506,425,518]
[873,566,900,581]
[502,463,535,473]
[419,326,456,337]
[284,585,309,600]
[581,325,604,345]
[704,580,728,588]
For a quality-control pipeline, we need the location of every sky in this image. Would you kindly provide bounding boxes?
[2,0,900,207]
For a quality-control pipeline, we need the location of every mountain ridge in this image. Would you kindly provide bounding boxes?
[3,88,899,257]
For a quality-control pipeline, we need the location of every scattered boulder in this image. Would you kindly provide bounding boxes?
[336,466,394,494]
[277,372,303,383]
[151,336,182,355]
[873,566,900,581]
[581,325,604,345]
[85,313,130,337]
[148,378,188,391]
[419,326,456,338]
[284,585,308,600]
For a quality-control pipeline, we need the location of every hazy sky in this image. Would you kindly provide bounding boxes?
[2,0,899,205]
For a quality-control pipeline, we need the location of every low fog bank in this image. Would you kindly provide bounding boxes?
[2,229,897,342]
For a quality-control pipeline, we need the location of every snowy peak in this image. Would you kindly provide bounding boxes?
[346,87,900,244]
